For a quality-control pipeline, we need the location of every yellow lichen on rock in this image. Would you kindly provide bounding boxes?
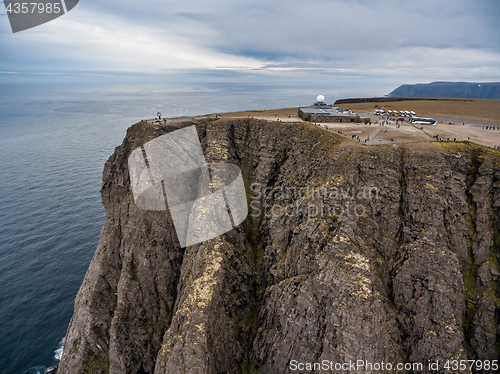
[345,253,372,299]
[333,235,351,244]
[155,240,225,366]
[177,245,223,315]
[425,182,438,192]
[352,273,372,299]
[209,140,228,160]
[345,253,370,272]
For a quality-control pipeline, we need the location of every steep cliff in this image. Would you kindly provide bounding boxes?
[58,119,500,373]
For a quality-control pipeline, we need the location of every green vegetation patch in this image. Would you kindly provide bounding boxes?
[83,350,110,374]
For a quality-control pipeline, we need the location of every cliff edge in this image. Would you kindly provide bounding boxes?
[58,118,500,373]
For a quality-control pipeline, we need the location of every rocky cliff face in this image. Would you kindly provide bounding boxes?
[58,119,500,373]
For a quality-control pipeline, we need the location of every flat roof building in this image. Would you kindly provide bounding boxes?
[298,95,369,123]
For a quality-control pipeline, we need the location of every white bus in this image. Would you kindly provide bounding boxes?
[411,117,436,125]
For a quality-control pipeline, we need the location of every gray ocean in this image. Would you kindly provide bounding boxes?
[1,82,364,374]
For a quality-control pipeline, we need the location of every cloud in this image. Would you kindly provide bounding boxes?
[0,0,499,85]
[0,6,263,72]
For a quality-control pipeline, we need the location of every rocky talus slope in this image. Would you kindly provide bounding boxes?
[58,119,500,373]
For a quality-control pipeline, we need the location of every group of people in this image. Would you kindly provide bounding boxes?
[432,135,470,142]
[483,126,499,130]
[377,120,402,127]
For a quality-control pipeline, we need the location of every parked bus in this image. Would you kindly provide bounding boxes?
[410,117,436,125]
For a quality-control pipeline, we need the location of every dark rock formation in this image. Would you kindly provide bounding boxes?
[388,82,500,99]
[58,119,500,373]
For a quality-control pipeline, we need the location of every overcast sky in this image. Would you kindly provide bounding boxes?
[1,0,499,91]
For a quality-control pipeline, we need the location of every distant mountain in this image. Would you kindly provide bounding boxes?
[388,81,500,99]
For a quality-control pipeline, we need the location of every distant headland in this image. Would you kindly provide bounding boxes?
[387,81,500,99]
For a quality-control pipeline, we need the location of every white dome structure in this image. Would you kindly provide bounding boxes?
[316,95,325,103]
